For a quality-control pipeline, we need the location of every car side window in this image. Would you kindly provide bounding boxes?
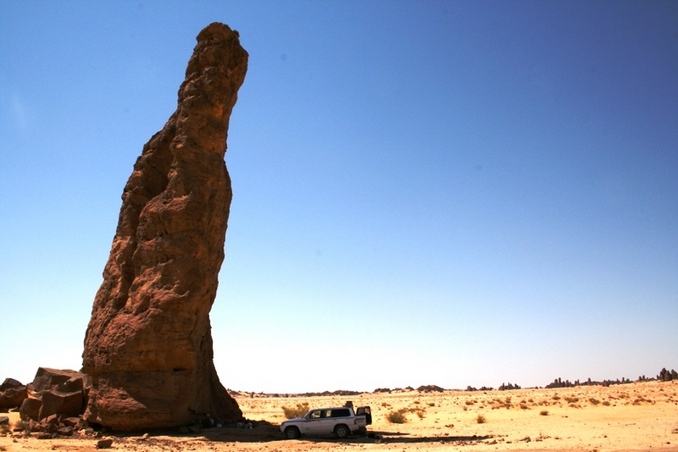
[309,410,321,419]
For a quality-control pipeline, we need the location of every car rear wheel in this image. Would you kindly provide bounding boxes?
[335,424,350,439]
[284,426,301,439]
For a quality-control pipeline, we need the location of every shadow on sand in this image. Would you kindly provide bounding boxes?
[198,423,494,445]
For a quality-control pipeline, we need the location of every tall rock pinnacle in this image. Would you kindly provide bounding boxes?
[82,23,248,431]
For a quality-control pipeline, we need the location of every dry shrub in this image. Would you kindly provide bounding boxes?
[476,414,487,424]
[540,410,549,416]
[564,396,579,403]
[602,400,611,406]
[589,398,600,405]
[282,402,310,419]
[490,397,512,409]
[552,395,561,401]
[387,409,408,424]
[519,403,530,410]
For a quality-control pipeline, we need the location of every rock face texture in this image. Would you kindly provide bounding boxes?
[0,378,27,411]
[18,368,88,422]
[82,22,248,431]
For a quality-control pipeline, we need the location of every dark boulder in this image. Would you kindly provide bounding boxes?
[0,377,27,410]
[18,368,88,422]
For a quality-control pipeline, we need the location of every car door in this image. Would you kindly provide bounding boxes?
[304,409,332,435]
[356,406,372,425]
[301,409,320,434]
[317,409,336,434]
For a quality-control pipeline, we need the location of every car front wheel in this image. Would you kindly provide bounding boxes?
[284,426,301,439]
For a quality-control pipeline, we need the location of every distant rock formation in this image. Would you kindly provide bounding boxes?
[657,368,677,381]
[416,384,445,393]
[82,22,248,431]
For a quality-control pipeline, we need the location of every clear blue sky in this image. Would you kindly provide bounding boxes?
[1,1,676,393]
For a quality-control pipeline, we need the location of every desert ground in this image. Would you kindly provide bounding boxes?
[1,380,677,452]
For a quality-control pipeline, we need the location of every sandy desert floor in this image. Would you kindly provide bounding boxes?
[1,380,677,452]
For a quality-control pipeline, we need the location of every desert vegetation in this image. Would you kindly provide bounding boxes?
[386,409,408,424]
[386,405,426,424]
[281,402,309,419]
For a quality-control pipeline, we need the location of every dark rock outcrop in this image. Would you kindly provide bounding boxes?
[0,377,27,410]
[81,22,248,431]
[18,368,88,421]
[658,368,678,381]
[417,384,445,393]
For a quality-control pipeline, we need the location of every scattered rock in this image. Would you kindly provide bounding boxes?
[96,438,113,449]
[44,421,58,434]
[57,426,74,436]
[82,21,249,432]
[27,419,44,432]
[63,417,82,427]
[44,414,59,426]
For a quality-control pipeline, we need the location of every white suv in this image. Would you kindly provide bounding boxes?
[280,405,372,439]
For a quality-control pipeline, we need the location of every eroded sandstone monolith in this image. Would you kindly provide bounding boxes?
[82,22,248,431]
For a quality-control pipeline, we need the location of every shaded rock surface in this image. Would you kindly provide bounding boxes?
[18,368,88,421]
[81,22,248,431]
[0,378,27,411]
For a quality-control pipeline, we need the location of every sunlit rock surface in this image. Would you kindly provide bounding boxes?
[82,22,248,431]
